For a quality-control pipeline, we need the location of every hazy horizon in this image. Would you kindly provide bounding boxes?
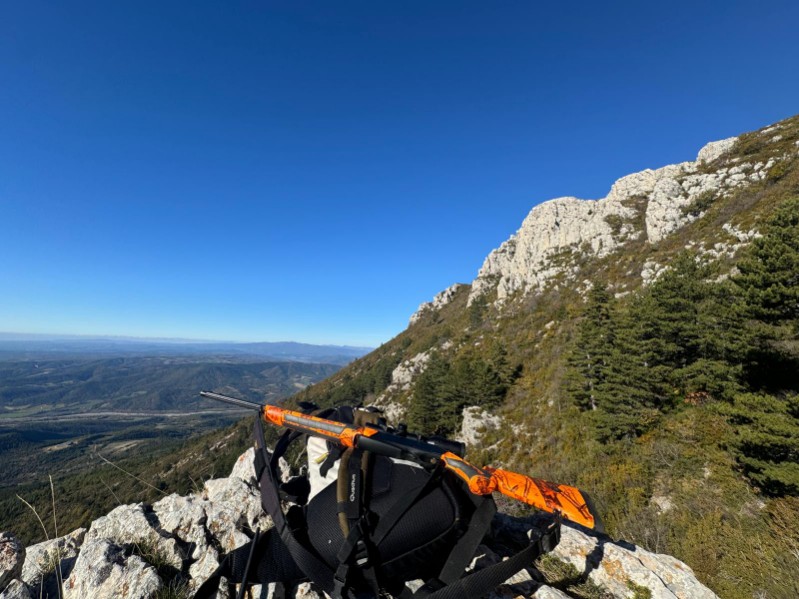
[0,330,374,350]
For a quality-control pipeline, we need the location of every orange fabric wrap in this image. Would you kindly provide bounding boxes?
[440,452,596,529]
[486,467,596,529]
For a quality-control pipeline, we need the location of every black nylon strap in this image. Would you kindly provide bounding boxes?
[235,529,260,599]
[193,529,306,599]
[434,496,496,585]
[255,417,340,594]
[344,448,363,521]
[414,520,562,599]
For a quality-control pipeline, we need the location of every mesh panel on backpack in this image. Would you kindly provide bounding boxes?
[304,454,479,588]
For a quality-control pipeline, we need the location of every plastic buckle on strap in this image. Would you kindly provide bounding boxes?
[333,564,349,596]
[354,538,370,567]
[418,578,446,594]
[539,518,562,554]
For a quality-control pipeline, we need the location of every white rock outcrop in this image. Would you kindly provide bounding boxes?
[0,580,31,599]
[381,350,432,395]
[697,137,737,163]
[63,539,161,599]
[84,504,184,570]
[462,131,795,307]
[458,405,502,445]
[20,527,84,588]
[371,351,433,422]
[551,525,716,599]
[410,284,465,325]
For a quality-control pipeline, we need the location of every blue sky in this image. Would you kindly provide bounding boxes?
[1,1,798,347]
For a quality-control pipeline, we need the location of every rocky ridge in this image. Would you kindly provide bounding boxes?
[462,132,791,307]
[409,123,798,318]
[410,284,466,325]
[0,448,717,599]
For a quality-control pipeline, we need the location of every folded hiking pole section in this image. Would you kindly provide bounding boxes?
[197,391,603,599]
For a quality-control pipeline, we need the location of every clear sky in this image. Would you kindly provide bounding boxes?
[2,1,798,347]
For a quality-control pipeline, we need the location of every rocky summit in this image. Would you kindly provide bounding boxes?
[0,447,716,599]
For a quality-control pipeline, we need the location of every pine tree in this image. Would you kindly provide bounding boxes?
[407,347,511,437]
[592,304,661,441]
[487,341,518,388]
[721,197,799,496]
[647,254,749,401]
[406,352,452,435]
[722,392,799,496]
[641,253,707,378]
[682,279,750,401]
[736,196,799,326]
[630,253,747,404]
[567,283,615,411]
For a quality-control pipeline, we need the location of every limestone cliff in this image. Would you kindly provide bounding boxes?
[408,122,796,321]
[465,134,787,306]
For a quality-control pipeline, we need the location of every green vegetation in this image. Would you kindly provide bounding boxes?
[735,196,799,326]
[571,253,752,441]
[0,417,264,545]
[406,344,515,435]
[566,283,614,412]
[625,580,652,599]
[721,392,799,495]
[535,554,613,599]
[681,190,717,218]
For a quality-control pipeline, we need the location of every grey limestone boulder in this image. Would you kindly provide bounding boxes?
[0,580,31,599]
[85,503,184,570]
[548,523,717,599]
[20,527,85,587]
[62,538,161,599]
[533,587,572,599]
[0,532,24,593]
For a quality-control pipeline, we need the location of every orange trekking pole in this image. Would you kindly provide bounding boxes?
[200,391,602,530]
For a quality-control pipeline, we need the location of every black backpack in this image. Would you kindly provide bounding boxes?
[196,406,561,599]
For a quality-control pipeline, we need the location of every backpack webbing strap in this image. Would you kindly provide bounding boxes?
[332,514,381,599]
[408,518,562,599]
[193,528,305,599]
[253,416,341,595]
[428,494,497,588]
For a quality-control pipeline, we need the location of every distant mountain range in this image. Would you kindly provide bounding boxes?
[0,333,373,366]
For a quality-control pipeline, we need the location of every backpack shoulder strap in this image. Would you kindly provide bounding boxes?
[403,518,562,599]
[194,527,305,599]
[253,416,340,595]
